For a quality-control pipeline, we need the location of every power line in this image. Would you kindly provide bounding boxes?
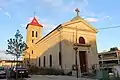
[97,25,120,30]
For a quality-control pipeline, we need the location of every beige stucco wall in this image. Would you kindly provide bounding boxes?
[35,29,61,68]
[23,17,99,72]
[34,20,98,71]
[59,21,98,71]
[23,24,42,65]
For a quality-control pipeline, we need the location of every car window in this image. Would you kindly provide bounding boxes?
[17,67,26,70]
[14,67,26,70]
[0,67,4,70]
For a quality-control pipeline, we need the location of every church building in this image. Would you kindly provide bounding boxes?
[23,8,99,73]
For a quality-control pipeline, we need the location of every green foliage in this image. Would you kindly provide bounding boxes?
[110,47,118,51]
[6,30,27,59]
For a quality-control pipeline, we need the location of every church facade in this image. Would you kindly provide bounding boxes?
[23,9,99,73]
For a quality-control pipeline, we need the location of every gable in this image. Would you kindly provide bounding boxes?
[62,17,97,33]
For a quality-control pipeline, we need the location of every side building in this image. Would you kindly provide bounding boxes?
[0,60,23,67]
[98,49,120,70]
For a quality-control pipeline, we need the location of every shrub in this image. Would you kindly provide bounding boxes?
[27,65,40,74]
[37,67,65,75]
[28,66,65,75]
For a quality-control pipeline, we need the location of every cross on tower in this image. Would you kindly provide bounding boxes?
[75,8,79,16]
[34,12,36,17]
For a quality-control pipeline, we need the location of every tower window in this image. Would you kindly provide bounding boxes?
[32,50,33,54]
[32,31,34,37]
[43,56,46,67]
[36,31,38,37]
[50,54,52,67]
[59,52,62,66]
[39,57,41,67]
[32,40,34,43]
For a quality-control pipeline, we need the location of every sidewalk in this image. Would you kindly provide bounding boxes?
[2,75,98,80]
[26,75,98,80]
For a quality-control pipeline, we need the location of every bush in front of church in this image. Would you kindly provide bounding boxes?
[36,67,65,75]
[28,65,65,75]
[28,65,40,74]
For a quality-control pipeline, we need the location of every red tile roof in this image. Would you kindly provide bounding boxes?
[29,17,43,27]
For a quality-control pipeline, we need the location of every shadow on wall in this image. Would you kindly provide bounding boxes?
[23,38,96,69]
[23,39,73,68]
[36,39,74,68]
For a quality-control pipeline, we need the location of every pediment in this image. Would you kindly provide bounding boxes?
[62,16,97,33]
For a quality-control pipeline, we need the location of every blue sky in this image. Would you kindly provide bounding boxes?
[0,0,120,59]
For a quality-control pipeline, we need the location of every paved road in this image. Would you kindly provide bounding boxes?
[26,75,98,80]
[1,75,98,80]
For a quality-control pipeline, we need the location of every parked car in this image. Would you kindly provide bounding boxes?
[10,66,29,78]
[0,67,6,78]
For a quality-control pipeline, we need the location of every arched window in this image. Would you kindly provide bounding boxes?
[50,55,52,67]
[32,31,34,37]
[39,57,41,67]
[36,31,38,37]
[43,56,46,67]
[79,37,85,44]
[32,50,33,54]
[59,52,62,66]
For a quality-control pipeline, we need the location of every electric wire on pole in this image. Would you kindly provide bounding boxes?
[97,25,120,30]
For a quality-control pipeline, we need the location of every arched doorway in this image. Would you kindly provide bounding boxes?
[78,37,87,73]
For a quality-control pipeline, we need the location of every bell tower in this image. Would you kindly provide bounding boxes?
[25,17,43,65]
[26,17,43,46]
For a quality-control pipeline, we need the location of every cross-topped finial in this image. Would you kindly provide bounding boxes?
[75,8,79,16]
[34,12,36,17]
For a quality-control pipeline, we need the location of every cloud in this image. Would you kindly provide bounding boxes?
[0,7,3,11]
[85,18,98,22]
[0,50,6,53]
[38,0,88,13]
[38,0,112,23]
[42,0,112,22]
[40,18,57,35]
[100,16,112,21]
[0,0,25,12]
[21,17,57,36]
[42,24,57,35]
[0,50,16,60]
[84,16,112,23]
[4,12,11,18]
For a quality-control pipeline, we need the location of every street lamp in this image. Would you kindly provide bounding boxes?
[73,46,78,78]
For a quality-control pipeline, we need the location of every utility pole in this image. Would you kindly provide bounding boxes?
[73,26,79,78]
[74,8,80,78]
[74,46,78,78]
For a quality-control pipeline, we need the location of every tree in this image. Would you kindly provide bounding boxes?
[110,47,118,51]
[6,30,27,62]
[6,30,27,79]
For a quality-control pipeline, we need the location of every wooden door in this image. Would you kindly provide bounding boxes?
[79,51,87,73]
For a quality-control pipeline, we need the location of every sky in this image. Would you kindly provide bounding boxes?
[0,0,120,59]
